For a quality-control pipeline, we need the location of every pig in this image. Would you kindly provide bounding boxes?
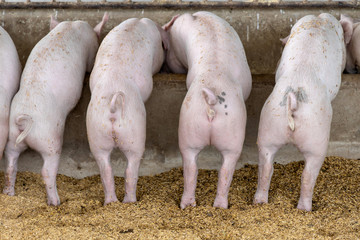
[0,27,21,162]
[2,14,108,206]
[254,13,353,211]
[340,15,358,73]
[86,18,166,205]
[163,11,252,209]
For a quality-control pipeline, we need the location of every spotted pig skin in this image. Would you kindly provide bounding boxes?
[164,11,252,209]
[254,13,350,211]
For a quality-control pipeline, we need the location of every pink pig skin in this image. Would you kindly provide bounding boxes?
[254,13,352,211]
[3,14,108,206]
[86,18,165,205]
[164,11,252,209]
[339,15,360,73]
[0,27,21,161]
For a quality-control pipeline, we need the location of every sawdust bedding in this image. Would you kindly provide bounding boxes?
[0,156,359,239]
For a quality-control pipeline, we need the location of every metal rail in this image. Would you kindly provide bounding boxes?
[0,0,358,9]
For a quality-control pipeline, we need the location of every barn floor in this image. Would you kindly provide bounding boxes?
[0,156,359,239]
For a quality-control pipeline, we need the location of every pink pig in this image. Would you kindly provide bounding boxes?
[0,27,21,162]
[339,15,359,73]
[254,13,353,211]
[3,14,108,205]
[86,18,166,205]
[164,11,252,209]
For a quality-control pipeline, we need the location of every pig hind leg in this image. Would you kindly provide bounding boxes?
[213,150,242,209]
[297,151,326,211]
[40,151,61,206]
[90,145,118,205]
[253,144,283,204]
[180,147,202,209]
[295,129,330,211]
[0,117,9,160]
[3,141,27,196]
[118,124,145,203]
[254,110,287,205]
[122,149,143,203]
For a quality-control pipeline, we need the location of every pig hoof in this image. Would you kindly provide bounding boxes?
[213,200,228,209]
[180,201,196,209]
[104,197,119,206]
[47,198,60,206]
[296,202,312,212]
[253,198,268,204]
[3,187,15,196]
[213,195,228,209]
[253,194,268,204]
[180,197,196,209]
[123,197,136,203]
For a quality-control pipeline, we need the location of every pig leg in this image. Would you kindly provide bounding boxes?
[0,118,9,160]
[295,105,331,211]
[296,131,329,211]
[253,145,281,204]
[3,143,26,196]
[91,147,118,205]
[41,152,61,206]
[213,151,241,209]
[297,152,325,211]
[180,147,201,209]
[122,150,142,203]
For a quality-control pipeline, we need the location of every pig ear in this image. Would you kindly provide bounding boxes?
[50,16,60,31]
[156,24,170,50]
[280,35,289,46]
[340,14,353,45]
[94,12,109,39]
[163,15,180,32]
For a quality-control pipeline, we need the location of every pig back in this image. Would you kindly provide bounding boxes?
[0,26,21,99]
[173,12,251,99]
[276,14,345,101]
[90,18,163,102]
[18,21,99,115]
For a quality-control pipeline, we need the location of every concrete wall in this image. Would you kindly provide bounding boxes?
[0,8,359,178]
[6,9,360,73]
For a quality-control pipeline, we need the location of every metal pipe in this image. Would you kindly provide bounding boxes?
[0,1,358,9]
